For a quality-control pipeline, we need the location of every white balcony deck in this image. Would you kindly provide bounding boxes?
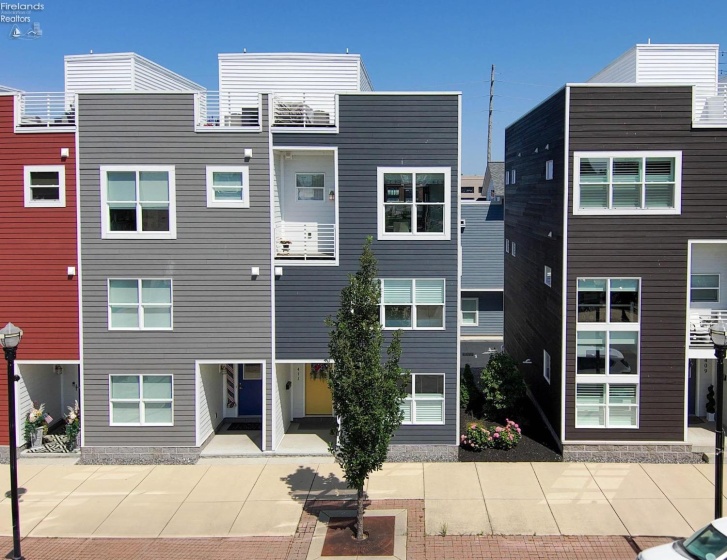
[275,223,335,261]
[272,93,337,130]
[696,84,727,127]
[689,309,727,348]
[14,93,76,132]
[195,92,261,131]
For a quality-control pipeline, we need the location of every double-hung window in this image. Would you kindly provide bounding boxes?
[206,166,249,208]
[296,173,325,201]
[461,298,478,326]
[574,151,681,215]
[109,374,173,425]
[381,279,445,329]
[24,165,66,207]
[101,165,176,238]
[575,278,640,428]
[377,167,451,240]
[400,373,445,424]
[108,279,173,330]
[690,274,720,303]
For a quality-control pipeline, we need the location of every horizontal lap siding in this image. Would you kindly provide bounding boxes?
[461,203,503,290]
[79,93,272,447]
[273,94,459,444]
[565,86,727,442]
[461,292,503,337]
[504,90,566,436]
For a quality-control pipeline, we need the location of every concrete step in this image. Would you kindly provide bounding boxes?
[703,452,716,463]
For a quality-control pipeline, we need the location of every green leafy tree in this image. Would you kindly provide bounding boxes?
[480,352,526,420]
[460,363,483,414]
[326,237,405,540]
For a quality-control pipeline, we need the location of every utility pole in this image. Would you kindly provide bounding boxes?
[487,64,494,164]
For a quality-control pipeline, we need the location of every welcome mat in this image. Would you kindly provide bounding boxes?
[227,422,262,431]
[25,435,75,454]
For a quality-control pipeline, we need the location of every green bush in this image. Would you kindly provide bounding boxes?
[479,352,526,420]
[460,363,483,413]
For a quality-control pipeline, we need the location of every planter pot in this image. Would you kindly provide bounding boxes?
[708,412,716,422]
[28,427,44,449]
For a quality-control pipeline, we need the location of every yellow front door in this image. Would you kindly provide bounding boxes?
[305,364,333,415]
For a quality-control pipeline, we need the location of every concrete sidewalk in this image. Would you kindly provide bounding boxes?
[0,458,720,539]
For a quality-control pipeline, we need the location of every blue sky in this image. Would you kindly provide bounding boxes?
[1,0,725,173]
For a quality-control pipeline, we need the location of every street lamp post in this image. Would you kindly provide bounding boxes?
[710,322,727,520]
[0,322,24,560]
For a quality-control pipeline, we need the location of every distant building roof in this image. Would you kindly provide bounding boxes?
[460,174,485,201]
[484,162,505,198]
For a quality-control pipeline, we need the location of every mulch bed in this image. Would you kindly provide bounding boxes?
[321,515,395,556]
[458,407,562,462]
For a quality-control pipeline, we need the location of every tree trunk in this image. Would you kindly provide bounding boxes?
[356,485,365,540]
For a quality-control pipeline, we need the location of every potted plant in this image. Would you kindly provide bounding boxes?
[64,400,80,451]
[24,403,51,449]
[279,239,292,253]
[707,385,716,422]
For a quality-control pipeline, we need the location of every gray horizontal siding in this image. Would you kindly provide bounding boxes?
[78,93,273,448]
[273,94,459,445]
[461,203,504,289]
[461,291,503,336]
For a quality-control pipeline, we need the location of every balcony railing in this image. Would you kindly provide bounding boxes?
[195,91,261,130]
[689,309,727,347]
[272,93,337,129]
[14,93,76,131]
[275,222,336,260]
[696,83,727,126]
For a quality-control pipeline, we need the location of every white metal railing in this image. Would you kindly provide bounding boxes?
[15,92,76,130]
[689,309,727,347]
[275,222,335,260]
[696,83,727,126]
[195,91,260,129]
[272,93,336,128]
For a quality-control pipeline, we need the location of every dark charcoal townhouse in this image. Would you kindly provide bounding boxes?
[65,52,461,462]
[504,43,727,462]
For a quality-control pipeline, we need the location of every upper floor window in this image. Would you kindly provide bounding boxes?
[24,165,66,208]
[381,278,445,329]
[577,278,639,324]
[545,160,554,181]
[206,166,249,208]
[574,152,681,215]
[100,165,176,239]
[108,278,173,330]
[691,274,720,303]
[461,298,478,326]
[377,167,451,240]
[296,173,325,201]
[544,266,552,287]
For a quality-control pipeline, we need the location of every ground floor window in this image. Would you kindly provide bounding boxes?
[109,374,173,426]
[575,383,638,428]
[399,373,445,424]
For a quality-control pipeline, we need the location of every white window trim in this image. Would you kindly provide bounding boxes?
[573,151,682,216]
[575,277,641,429]
[109,374,174,426]
[543,350,551,384]
[295,172,326,202]
[690,273,720,304]
[377,167,451,241]
[400,373,445,425]
[544,266,552,287]
[505,239,510,253]
[461,297,479,326]
[205,165,250,208]
[24,165,66,208]
[380,278,446,331]
[100,164,177,239]
[545,160,554,181]
[107,278,174,331]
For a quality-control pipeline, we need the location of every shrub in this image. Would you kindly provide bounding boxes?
[461,419,522,451]
[480,352,526,420]
[707,385,716,414]
[460,363,484,413]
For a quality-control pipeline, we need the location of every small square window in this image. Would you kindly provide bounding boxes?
[544,266,552,287]
[545,160,554,181]
[296,173,325,201]
[461,298,478,326]
[543,350,551,384]
[511,169,516,184]
[512,242,517,257]
[691,274,720,303]
[108,278,173,330]
[505,239,510,253]
[109,374,173,426]
[24,166,66,207]
[206,166,250,208]
[505,171,510,186]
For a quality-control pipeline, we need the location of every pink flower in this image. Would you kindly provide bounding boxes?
[488,437,493,441]
[493,433,500,439]
[517,428,521,434]
[460,434,466,441]
[495,427,503,432]
[470,423,477,429]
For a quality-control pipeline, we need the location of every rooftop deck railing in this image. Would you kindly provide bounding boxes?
[689,309,727,347]
[275,222,336,261]
[696,83,727,126]
[14,93,76,131]
[272,93,337,129]
[195,91,261,130]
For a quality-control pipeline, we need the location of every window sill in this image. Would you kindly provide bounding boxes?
[102,232,177,240]
[573,208,680,216]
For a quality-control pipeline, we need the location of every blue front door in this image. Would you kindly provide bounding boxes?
[238,363,263,416]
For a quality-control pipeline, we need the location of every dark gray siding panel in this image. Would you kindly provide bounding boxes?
[565,86,727,442]
[273,94,459,444]
[461,203,504,289]
[504,89,566,438]
[78,93,272,447]
[461,291,503,336]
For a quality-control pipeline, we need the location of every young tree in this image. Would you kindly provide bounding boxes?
[326,237,405,541]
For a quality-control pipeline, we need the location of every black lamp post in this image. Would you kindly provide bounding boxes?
[0,322,24,560]
[710,322,727,520]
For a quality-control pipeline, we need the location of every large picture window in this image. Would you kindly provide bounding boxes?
[574,152,681,215]
[100,165,176,239]
[377,167,451,240]
[576,277,640,428]
[381,279,445,329]
[109,374,173,425]
[108,279,173,330]
[399,373,445,424]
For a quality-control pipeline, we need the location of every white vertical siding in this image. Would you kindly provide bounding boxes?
[273,153,282,224]
[131,55,205,91]
[587,47,637,83]
[359,61,373,91]
[274,364,291,449]
[197,363,223,446]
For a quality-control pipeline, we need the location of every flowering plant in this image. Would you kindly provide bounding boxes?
[24,402,52,445]
[460,418,522,451]
[64,401,80,449]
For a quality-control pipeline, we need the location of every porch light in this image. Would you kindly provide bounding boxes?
[709,321,727,520]
[0,322,22,349]
[328,190,335,202]
[711,322,727,348]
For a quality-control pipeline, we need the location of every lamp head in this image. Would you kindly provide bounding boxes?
[711,322,727,348]
[0,323,22,349]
